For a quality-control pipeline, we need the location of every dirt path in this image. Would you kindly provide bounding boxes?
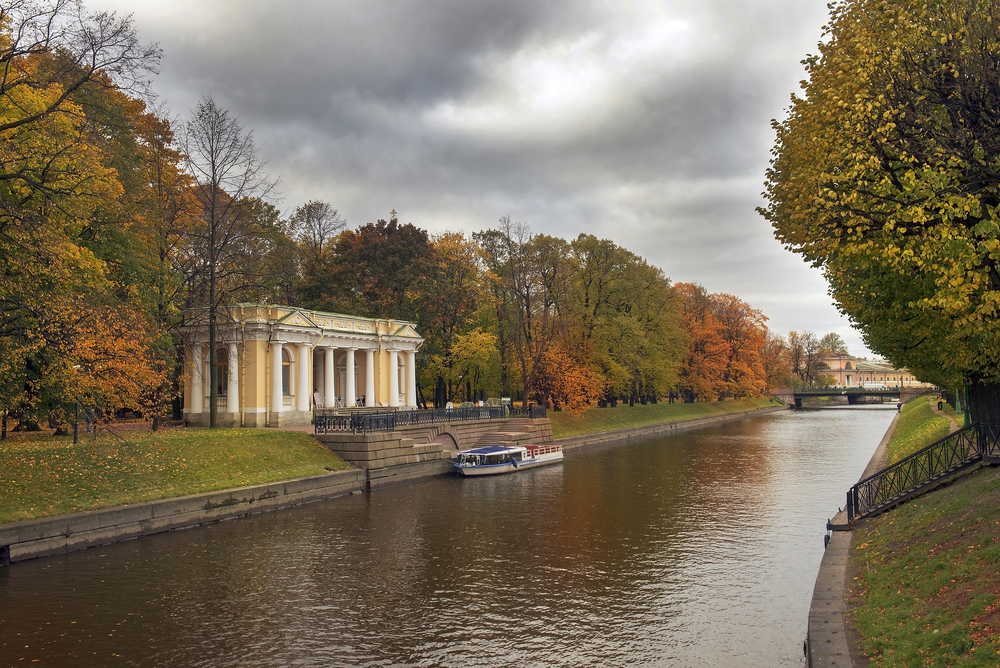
[929,395,960,432]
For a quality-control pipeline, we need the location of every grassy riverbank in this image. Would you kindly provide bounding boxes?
[886,396,955,464]
[848,395,1000,666]
[0,429,349,524]
[548,396,782,439]
[849,465,1000,666]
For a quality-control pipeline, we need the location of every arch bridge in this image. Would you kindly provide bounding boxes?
[771,387,934,408]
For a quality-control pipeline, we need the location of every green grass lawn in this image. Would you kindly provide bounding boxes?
[0,428,350,524]
[849,465,1000,666]
[943,399,962,422]
[548,396,781,439]
[886,396,955,464]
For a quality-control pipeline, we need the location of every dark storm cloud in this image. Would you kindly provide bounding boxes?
[92,0,868,353]
[163,1,594,115]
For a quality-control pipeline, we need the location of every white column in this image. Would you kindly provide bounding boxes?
[297,343,311,412]
[365,349,375,408]
[227,342,239,413]
[270,341,283,414]
[405,350,417,408]
[190,343,204,414]
[388,349,400,408]
[345,348,356,408]
[324,346,336,408]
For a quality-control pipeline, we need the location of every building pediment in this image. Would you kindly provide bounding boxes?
[276,310,319,329]
[390,323,420,338]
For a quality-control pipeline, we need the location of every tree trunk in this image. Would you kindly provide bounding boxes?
[435,376,445,408]
[209,303,218,428]
[968,376,1000,426]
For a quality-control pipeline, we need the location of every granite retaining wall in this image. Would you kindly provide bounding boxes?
[0,469,366,565]
[553,404,789,451]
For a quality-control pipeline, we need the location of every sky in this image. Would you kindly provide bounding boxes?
[89,0,876,357]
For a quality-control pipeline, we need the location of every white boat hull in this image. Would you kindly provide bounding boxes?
[455,449,563,477]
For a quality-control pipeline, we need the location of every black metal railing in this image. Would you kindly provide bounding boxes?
[847,423,987,522]
[314,413,352,434]
[315,404,548,435]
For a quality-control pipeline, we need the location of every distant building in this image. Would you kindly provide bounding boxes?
[179,304,423,428]
[816,355,933,388]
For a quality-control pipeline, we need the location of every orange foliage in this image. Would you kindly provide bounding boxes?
[711,292,768,398]
[675,284,769,400]
[65,302,168,415]
[675,283,730,401]
[532,342,605,413]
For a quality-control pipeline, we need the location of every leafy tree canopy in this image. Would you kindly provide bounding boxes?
[761,0,1000,400]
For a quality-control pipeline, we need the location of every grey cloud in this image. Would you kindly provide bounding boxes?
[92,0,862,352]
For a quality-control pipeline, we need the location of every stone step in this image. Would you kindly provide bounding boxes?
[475,431,531,448]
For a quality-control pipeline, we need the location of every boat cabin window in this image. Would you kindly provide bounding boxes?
[459,451,523,466]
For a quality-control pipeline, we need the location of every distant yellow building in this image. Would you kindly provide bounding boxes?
[179,304,423,428]
[816,355,933,388]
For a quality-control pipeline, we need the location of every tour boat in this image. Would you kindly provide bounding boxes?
[454,443,564,476]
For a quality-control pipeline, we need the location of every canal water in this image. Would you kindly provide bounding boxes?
[0,405,894,667]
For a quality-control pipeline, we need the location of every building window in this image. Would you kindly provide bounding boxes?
[282,349,292,396]
[845,362,852,370]
[216,348,228,396]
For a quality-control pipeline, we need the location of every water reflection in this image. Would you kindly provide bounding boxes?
[0,405,893,667]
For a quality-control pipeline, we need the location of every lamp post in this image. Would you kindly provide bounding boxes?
[964,376,972,427]
[72,364,81,444]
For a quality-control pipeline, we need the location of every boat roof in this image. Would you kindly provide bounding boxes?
[458,445,524,455]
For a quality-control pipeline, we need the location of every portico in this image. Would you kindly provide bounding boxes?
[180,304,423,428]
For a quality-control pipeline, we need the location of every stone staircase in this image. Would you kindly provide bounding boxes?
[474,427,532,449]
[504,418,554,444]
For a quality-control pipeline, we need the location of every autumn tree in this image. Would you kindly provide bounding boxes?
[301,212,433,321]
[441,328,501,405]
[762,332,794,388]
[818,332,849,357]
[532,342,604,413]
[675,284,729,402]
[183,96,276,427]
[786,331,824,387]
[290,200,344,261]
[477,219,570,408]
[0,0,161,432]
[711,293,768,397]
[420,232,486,407]
[130,109,200,424]
[567,234,684,405]
[761,0,1000,421]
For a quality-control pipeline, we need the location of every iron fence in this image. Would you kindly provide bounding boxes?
[847,423,983,522]
[314,413,352,434]
[314,404,547,435]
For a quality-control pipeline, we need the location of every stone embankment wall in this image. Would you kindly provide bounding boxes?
[0,469,365,565]
[553,405,788,452]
